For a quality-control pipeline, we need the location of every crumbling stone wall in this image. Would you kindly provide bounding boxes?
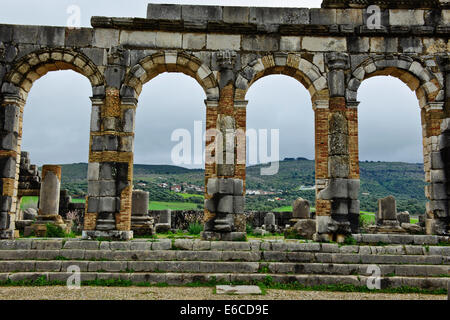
[0,2,449,240]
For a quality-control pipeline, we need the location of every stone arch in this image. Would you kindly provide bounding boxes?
[235,53,328,103]
[0,48,106,238]
[2,48,105,101]
[348,54,448,235]
[347,55,444,109]
[121,51,219,102]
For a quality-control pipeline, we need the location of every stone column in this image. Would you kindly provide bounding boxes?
[424,57,450,236]
[131,190,153,236]
[155,209,171,233]
[202,50,246,241]
[82,86,134,240]
[31,165,67,236]
[0,92,23,239]
[423,101,448,235]
[38,165,61,216]
[316,53,359,243]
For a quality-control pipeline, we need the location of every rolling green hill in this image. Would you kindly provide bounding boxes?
[53,159,427,214]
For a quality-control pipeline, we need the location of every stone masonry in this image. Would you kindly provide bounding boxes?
[0,1,449,240]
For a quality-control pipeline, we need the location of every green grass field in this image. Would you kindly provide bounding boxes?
[178,193,204,200]
[18,196,418,223]
[273,206,316,213]
[148,201,200,210]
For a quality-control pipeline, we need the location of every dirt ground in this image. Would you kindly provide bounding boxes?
[0,286,446,300]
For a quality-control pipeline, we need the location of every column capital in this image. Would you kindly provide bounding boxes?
[90,97,104,106]
[312,99,329,110]
[234,100,248,108]
[1,94,25,107]
[347,101,361,108]
[217,50,237,71]
[204,99,219,108]
[121,97,138,107]
[325,52,349,71]
[423,102,444,112]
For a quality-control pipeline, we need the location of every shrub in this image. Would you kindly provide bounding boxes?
[45,223,66,238]
[343,235,357,245]
[188,222,203,235]
[246,224,254,235]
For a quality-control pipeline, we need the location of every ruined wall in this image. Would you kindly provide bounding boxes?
[0,3,449,240]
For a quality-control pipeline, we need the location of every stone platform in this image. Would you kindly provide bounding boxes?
[0,236,448,290]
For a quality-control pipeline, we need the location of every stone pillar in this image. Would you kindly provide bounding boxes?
[368,195,405,233]
[28,165,67,236]
[263,212,276,233]
[38,165,61,216]
[202,50,246,241]
[155,209,171,233]
[0,92,23,239]
[424,57,450,236]
[83,87,134,240]
[131,190,154,236]
[315,53,359,243]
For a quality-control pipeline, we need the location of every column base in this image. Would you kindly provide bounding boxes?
[201,231,246,241]
[0,230,15,239]
[425,218,449,236]
[366,221,407,234]
[313,233,348,243]
[82,230,134,241]
[131,225,155,236]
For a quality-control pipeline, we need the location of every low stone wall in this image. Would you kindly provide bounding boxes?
[149,210,303,231]
[149,210,204,230]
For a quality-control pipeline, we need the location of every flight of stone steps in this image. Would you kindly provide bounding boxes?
[0,235,449,290]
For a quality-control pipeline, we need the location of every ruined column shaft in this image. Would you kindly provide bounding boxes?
[0,94,24,239]
[83,89,134,240]
[38,165,61,216]
[202,81,246,241]
[315,52,360,242]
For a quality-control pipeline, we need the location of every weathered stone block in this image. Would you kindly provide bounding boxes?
[0,157,16,179]
[399,37,423,53]
[223,7,249,24]
[98,197,117,213]
[251,7,309,25]
[119,31,156,47]
[389,10,425,26]
[292,198,310,219]
[182,5,222,22]
[302,37,346,52]
[377,195,397,221]
[280,36,301,51]
[318,179,348,199]
[233,196,245,214]
[182,33,206,50]
[217,195,234,214]
[207,34,240,50]
[93,28,119,48]
[147,4,181,20]
[242,35,278,52]
[310,9,336,25]
[328,156,350,178]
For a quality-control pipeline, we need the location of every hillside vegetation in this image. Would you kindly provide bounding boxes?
[56,159,427,214]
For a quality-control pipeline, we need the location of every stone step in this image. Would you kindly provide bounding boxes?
[0,272,448,290]
[0,250,448,265]
[0,260,448,277]
[1,239,449,255]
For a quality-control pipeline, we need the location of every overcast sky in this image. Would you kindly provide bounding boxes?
[1,0,424,167]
